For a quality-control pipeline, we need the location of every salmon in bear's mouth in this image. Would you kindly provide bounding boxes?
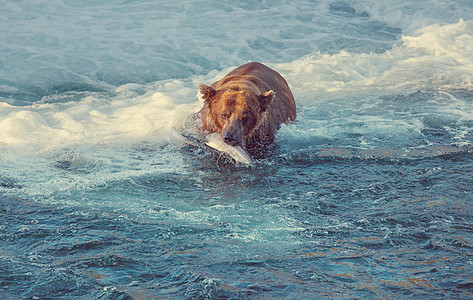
[205,133,254,164]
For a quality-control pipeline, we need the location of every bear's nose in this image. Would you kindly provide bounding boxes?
[223,133,239,146]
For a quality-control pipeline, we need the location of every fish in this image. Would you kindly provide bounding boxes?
[205,133,254,165]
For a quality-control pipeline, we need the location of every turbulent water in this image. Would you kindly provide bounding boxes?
[1,0,473,299]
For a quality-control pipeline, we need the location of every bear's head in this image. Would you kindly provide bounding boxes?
[200,83,275,147]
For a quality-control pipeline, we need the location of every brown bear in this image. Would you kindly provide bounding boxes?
[199,62,296,158]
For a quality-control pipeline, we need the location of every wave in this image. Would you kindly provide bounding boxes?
[1,19,472,150]
[276,19,473,101]
[0,80,200,148]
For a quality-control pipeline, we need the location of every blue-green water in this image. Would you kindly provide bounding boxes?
[1,1,473,299]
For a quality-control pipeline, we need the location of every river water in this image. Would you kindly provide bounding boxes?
[1,0,473,298]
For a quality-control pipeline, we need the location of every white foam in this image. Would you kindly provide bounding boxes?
[0,80,201,149]
[0,78,207,203]
[276,19,473,103]
[271,19,473,151]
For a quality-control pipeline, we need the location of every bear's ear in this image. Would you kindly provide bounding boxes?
[259,90,275,111]
[199,83,216,102]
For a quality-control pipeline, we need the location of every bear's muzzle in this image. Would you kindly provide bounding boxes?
[222,117,243,146]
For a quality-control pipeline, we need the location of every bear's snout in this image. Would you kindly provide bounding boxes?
[222,118,242,146]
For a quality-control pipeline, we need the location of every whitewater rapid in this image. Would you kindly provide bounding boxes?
[1,19,472,149]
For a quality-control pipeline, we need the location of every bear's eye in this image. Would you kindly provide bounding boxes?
[241,113,250,122]
[220,111,229,120]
